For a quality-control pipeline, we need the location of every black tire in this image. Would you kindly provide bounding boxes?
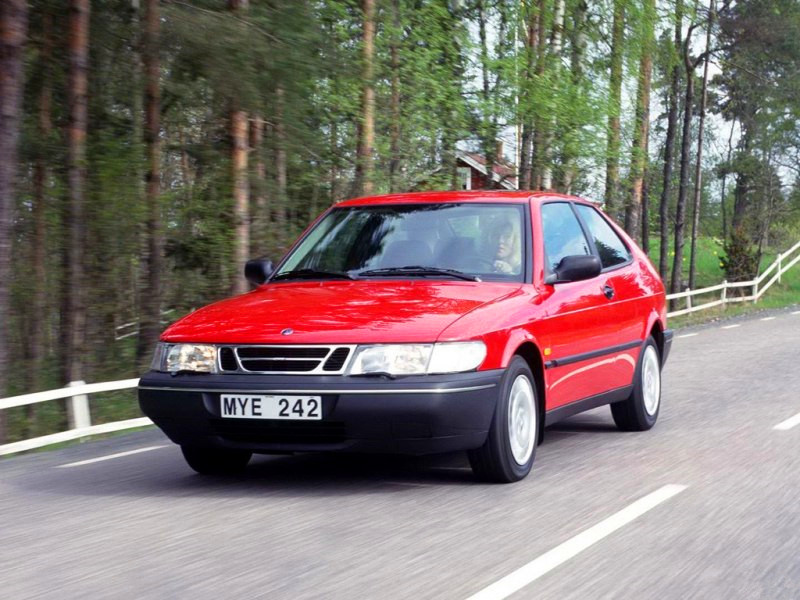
[468,356,539,483]
[611,336,661,431]
[181,446,252,475]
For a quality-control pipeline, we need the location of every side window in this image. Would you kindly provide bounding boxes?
[574,204,631,269]
[541,202,591,272]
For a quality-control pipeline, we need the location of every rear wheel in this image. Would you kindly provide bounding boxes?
[611,336,661,431]
[181,446,252,475]
[469,356,539,483]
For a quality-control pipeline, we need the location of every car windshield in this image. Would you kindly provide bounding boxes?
[275,203,526,282]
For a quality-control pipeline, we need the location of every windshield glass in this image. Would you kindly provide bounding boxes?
[275,203,526,282]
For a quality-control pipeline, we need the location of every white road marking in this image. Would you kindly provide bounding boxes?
[774,412,800,431]
[792,310,800,315]
[722,324,740,329]
[464,484,688,600]
[760,316,776,321]
[56,445,168,468]
[677,333,698,339]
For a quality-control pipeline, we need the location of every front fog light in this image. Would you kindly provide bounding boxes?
[164,344,217,373]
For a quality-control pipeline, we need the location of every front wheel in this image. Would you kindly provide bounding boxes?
[181,446,252,475]
[611,336,661,431]
[468,356,539,483]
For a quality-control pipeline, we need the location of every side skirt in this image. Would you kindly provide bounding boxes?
[544,385,633,427]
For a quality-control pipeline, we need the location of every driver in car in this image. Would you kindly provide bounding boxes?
[490,218,522,274]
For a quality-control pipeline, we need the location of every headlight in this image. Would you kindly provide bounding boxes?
[151,343,218,373]
[428,342,487,374]
[348,342,485,376]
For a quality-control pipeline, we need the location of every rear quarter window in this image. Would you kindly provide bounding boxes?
[574,204,632,269]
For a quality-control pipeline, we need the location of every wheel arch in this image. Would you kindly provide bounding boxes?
[648,315,665,363]
[511,341,546,444]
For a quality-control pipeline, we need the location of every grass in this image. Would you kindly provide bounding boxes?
[646,235,728,289]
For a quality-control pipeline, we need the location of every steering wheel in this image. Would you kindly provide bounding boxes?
[466,255,497,271]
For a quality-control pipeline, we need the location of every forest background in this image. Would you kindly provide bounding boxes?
[2,0,800,442]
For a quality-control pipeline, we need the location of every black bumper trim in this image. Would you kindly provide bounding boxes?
[138,383,496,395]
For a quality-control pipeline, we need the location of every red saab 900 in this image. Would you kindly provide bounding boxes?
[139,191,672,483]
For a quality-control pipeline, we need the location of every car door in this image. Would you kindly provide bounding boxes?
[572,203,643,352]
[538,201,633,410]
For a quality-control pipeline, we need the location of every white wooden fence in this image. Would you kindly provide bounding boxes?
[2,240,798,457]
[0,378,146,456]
[666,240,800,317]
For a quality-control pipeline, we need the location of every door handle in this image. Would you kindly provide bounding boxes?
[602,284,615,299]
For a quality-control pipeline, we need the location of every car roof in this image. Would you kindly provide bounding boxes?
[336,190,599,208]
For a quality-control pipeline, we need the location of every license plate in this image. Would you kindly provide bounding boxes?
[220,395,322,420]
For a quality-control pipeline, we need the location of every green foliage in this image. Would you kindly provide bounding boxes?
[721,227,759,283]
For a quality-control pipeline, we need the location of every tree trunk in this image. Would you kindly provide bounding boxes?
[560,0,587,193]
[731,123,753,231]
[625,0,655,240]
[330,118,340,203]
[137,0,164,365]
[231,109,249,293]
[530,0,549,189]
[389,0,401,193]
[720,119,735,241]
[229,0,249,293]
[65,0,90,388]
[353,0,376,197]
[688,0,714,290]
[670,19,697,295]
[27,7,53,435]
[604,0,625,217]
[540,0,565,191]
[439,3,462,191]
[32,10,53,405]
[518,2,540,190]
[0,0,28,441]
[477,0,496,189]
[659,0,683,282]
[275,85,288,247]
[250,116,267,254]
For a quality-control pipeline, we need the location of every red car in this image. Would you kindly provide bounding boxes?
[139,191,671,482]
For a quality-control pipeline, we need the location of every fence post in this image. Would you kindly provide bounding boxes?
[721,280,727,307]
[778,252,782,284]
[754,278,759,303]
[67,380,92,431]
[686,288,692,311]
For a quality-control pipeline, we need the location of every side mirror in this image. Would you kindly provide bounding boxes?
[244,257,275,286]
[545,255,601,284]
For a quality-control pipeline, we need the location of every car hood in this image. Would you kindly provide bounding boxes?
[161,280,522,344]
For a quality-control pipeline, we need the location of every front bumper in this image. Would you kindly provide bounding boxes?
[138,370,503,455]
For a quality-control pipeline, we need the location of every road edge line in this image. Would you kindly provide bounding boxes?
[464,484,688,600]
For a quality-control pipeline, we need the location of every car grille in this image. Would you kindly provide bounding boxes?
[217,345,354,375]
[211,419,347,445]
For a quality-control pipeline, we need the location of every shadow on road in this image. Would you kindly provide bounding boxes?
[7,413,623,500]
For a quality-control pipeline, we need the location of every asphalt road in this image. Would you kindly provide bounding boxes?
[2,308,800,600]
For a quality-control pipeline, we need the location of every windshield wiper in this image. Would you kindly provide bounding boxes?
[359,266,481,282]
[271,268,355,281]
